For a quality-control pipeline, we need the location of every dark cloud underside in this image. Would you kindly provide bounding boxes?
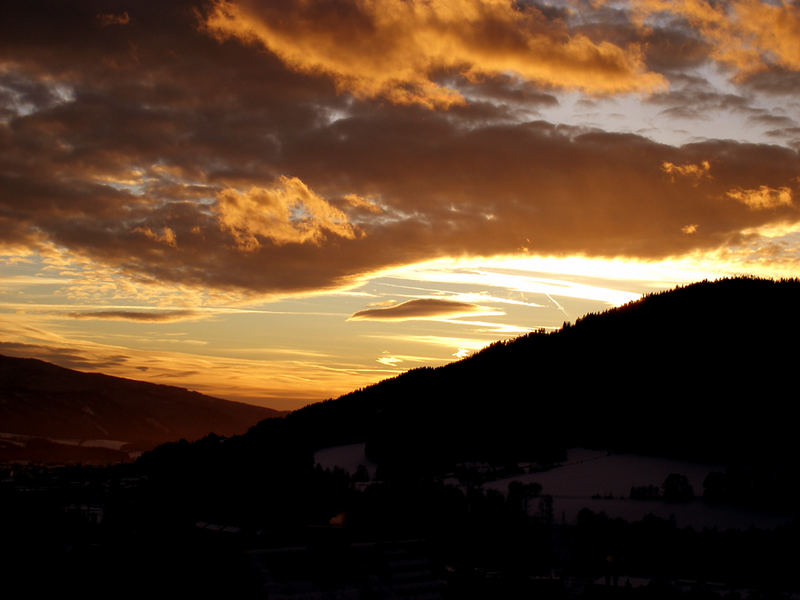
[350,299,485,321]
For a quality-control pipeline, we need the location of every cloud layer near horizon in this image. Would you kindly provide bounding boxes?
[350,298,489,321]
[67,310,200,322]
[2,0,800,300]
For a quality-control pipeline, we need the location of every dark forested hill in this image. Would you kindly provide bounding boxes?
[132,276,799,530]
[278,276,799,472]
[0,354,280,462]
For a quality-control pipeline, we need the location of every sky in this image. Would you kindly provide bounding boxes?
[2,0,800,410]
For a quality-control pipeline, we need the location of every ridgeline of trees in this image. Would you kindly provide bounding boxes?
[113,276,800,513]
[265,277,800,497]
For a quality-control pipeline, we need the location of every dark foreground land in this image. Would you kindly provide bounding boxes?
[2,455,798,599]
[2,277,799,598]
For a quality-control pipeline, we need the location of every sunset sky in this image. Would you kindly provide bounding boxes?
[2,0,800,409]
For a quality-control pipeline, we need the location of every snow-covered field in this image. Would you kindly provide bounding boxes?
[314,445,793,530]
[486,449,792,529]
[486,448,716,498]
[314,442,376,479]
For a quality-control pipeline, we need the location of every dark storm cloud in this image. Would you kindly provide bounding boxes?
[1,1,800,297]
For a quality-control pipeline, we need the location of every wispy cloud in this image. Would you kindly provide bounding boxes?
[383,264,643,306]
[370,334,492,350]
[67,309,201,322]
[349,298,496,321]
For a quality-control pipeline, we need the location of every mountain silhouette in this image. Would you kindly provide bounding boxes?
[0,354,280,462]
[272,276,798,474]
[127,277,798,547]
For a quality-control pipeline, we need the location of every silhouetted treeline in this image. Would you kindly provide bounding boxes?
[130,277,800,511]
[257,277,800,507]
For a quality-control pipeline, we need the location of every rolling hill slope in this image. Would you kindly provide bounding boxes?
[279,276,799,470]
[0,354,281,462]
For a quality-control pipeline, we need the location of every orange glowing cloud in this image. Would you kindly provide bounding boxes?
[681,224,699,234]
[133,226,178,247]
[662,160,711,181]
[635,0,800,77]
[727,185,794,210]
[214,176,359,250]
[202,0,666,108]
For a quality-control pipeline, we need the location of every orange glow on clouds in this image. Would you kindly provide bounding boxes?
[214,176,360,249]
[662,160,712,182]
[203,0,666,108]
[3,0,800,409]
[727,186,794,210]
[635,0,800,77]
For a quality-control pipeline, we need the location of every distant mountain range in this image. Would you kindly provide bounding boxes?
[0,355,280,463]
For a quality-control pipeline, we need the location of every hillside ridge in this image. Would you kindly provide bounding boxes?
[0,353,280,462]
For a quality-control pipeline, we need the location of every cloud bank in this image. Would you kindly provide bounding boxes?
[1,0,799,301]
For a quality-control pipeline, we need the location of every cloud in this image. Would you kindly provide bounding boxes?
[662,160,711,181]
[645,73,753,119]
[727,186,794,210]
[634,0,800,78]
[681,224,699,235]
[376,355,403,366]
[202,0,666,108]
[741,68,800,95]
[0,315,397,408]
[133,226,177,247]
[573,16,712,73]
[96,12,130,27]
[0,0,799,301]
[765,126,800,139]
[453,72,561,107]
[349,298,489,321]
[747,113,798,128]
[343,193,382,214]
[0,341,125,372]
[67,310,201,322]
[214,177,359,250]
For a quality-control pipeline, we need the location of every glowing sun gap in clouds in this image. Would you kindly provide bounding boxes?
[1,0,800,407]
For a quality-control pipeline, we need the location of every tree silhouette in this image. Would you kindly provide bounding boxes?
[662,473,694,502]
